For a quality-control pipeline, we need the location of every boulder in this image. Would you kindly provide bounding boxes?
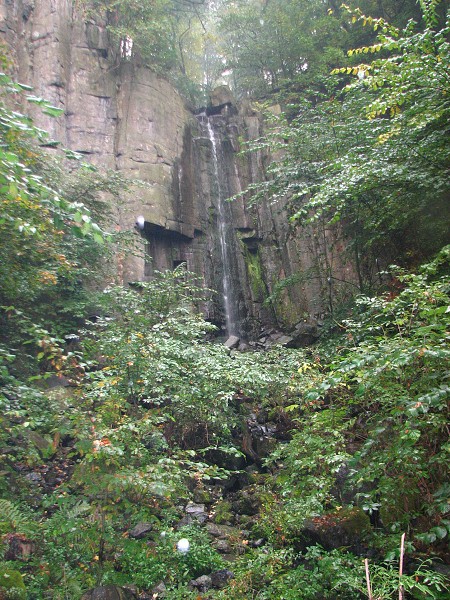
[4,534,35,561]
[210,569,234,589]
[214,538,231,553]
[209,85,235,108]
[151,582,167,597]
[80,586,137,600]
[301,507,371,554]
[128,522,153,539]
[184,502,208,524]
[290,321,320,347]
[26,431,55,458]
[273,335,294,347]
[224,335,240,349]
[188,575,212,592]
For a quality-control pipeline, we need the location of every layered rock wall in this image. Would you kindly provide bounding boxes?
[1,0,358,338]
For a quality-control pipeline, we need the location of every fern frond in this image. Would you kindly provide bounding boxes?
[0,499,36,536]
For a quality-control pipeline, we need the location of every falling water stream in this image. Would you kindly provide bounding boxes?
[206,118,239,337]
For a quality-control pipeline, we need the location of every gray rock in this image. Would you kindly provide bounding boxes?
[238,341,250,352]
[185,502,205,514]
[25,472,43,484]
[189,575,212,592]
[128,522,153,539]
[151,582,167,596]
[81,586,137,600]
[45,374,70,388]
[210,569,234,589]
[205,522,223,537]
[273,335,294,346]
[224,335,240,349]
[209,85,235,107]
[215,539,231,553]
[0,0,357,348]
[301,507,371,554]
[185,502,208,523]
[290,321,320,347]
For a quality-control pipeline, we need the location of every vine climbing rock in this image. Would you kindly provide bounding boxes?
[80,586,137,600]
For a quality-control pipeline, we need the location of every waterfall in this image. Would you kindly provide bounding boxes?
[205,117,239,337]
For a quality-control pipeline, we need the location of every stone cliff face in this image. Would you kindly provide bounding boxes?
[1,0,357,339]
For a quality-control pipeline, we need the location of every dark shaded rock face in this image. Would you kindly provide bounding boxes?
[301,507,371,555]
[128,522,153,539]
[210,569,235,589]
[0,1,358,338]
[81,586,136,600]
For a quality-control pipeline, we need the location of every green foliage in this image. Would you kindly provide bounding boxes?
[0,501,37,537]
[260,407,354,543]
[297,249,449,543]
[0,568,26,600]
[118,524,224,589]
[365,557,448,599]
[238,2,449,297]
[1,7,449,594]
[213,546,297,599]
[0,70,104,311]
[216,0,346,98]
[76,0,208,102]
[259,546,364,600]
[0,61,124,386]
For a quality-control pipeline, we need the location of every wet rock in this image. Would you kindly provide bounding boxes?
[302,507,371,554]
[184,502,208,523]
[24,472,43,485]
[224,335,240,349]
[215,538,231,553]
[210,569,234,589]
[254,434,277,458]
[81,586,137,600]
[189,574,212,592]
[246,417,277,460]
[274,335,294,346]
[249,538,265,548]
[128,522,153,539]
[290,321,320,347]
[151,582,167,597]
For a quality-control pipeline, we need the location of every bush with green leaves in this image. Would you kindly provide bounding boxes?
[116,524,224,590]
[285,247,450,551]
[257,406,354,545]
[238,1,449,298]
[0,568,26,600]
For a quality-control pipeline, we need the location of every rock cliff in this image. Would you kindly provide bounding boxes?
[1,0,357,339]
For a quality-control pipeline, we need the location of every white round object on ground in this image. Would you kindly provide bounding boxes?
[177,538,190,554]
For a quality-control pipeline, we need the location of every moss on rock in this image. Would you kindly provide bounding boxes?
[0,569,26,600]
